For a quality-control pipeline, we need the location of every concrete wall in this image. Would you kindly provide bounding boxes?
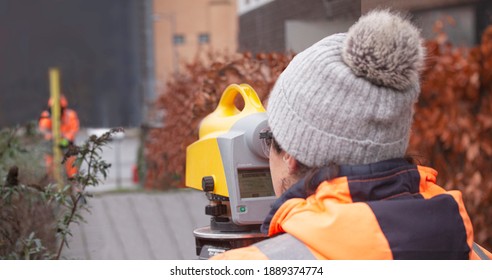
[362,0,479,13]
[415,5,476,46]
[363,0,489,46]
[238,0,335,53]
[239,0,492,54]
[285,18,355,53]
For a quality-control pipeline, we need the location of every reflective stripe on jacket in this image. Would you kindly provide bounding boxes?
[211,159,492,260]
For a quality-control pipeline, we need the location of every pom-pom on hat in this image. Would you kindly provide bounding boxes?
[267,9,425,167]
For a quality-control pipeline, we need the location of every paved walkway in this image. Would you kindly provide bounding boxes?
[63,127,210,260]
[61,189,209,260]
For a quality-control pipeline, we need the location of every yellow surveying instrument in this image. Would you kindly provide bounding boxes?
[186,84,276,259]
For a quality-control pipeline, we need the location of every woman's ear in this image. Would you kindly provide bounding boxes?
[282,153,298,175]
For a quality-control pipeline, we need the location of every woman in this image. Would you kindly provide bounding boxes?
[212,9,492,260]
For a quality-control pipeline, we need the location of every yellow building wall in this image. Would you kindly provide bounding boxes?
[153,0,238,94]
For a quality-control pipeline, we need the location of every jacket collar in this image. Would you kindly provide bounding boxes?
[261,158,419,234]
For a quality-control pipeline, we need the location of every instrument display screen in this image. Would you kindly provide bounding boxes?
[237,168,275,198]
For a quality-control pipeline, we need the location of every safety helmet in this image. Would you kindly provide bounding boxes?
[48,95,68,108]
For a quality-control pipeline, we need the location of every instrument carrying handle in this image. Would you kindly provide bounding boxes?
[215,84,265,117]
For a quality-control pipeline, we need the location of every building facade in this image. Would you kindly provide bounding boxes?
[238,0,492,54]
[237,0,360,54]
[153,0,238,94]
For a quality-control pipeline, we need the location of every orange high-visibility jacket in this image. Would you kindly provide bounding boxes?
[212,159,492,260]
[38,108,80,142]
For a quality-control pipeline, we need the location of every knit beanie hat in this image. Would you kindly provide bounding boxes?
[267,9,425,167]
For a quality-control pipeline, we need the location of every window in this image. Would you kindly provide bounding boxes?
[198,33,210,44]
[173,34,185,45]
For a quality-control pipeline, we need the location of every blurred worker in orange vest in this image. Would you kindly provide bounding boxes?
[38,95,80,179]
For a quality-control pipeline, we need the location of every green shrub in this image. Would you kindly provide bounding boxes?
[0,125,120,259]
